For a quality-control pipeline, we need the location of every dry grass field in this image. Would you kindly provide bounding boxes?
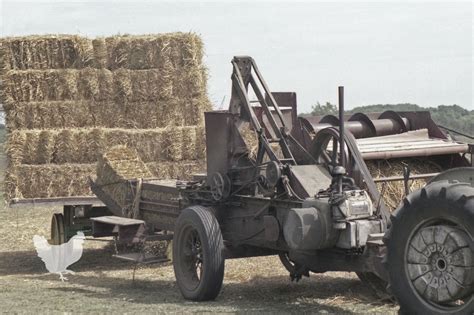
[0,144,399,314]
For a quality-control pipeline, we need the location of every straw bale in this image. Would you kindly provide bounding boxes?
[22,131,40,164]
[173,160,206,180]
[4,105,27,130]
[36,130,56,164]
[96,145,152,183]
[0,35,93,71]
[113,68,132,103]
[5,101,92,129]
[145,160,205,181]
[174,65,207,99]
[159,52,175,100]
[101,33,203,70]
[162,127,184,161]
[2,33,212,202]
[92,38,107,68]
[86,128,106,163]
[154,98,185,126]
[195,125,206,159]
[134,130,165,162]
[2,69,116,102]
[53,130,74,164]
[180,96,211,126]
[5,99,207,130]
[366,158,443,211]
[5,131,26,166]
[78,67,100,99]
[4,97,205,130]
[5,164,95,201]
[90,100,125,128]
[104,37,131,70]
[6,120,204,165]
[96,146,152,214]
[181,126,197,160]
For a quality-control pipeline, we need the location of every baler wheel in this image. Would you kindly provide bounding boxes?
[385,181,474,314]
[173,206,225,301]
[50,213,65,245]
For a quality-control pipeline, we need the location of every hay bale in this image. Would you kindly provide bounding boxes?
[4,101,92,129]
[5,164,95,201]
[181,126,197,160]
[1,69,115,102]
[53,130,74,164]
[0,35,94,71]
[2,33,212,202]
[96,145,152,182]
[195,125,206,160]
[113,68,132,103]
[101,33,203,70]
[5,131,26,166]
[183,96,212,125]
[92,38,107,68]
[85,128,105,163]
[162,127,184,161]
[35,130,56,164]
[22,131,40,164]
[3,97,203,130]
[96,145,153,214]
[366,158,443,211]
[146,160,205,181]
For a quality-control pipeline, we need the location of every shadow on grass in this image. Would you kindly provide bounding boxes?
[36,272,395,314]
[0,245,171,276]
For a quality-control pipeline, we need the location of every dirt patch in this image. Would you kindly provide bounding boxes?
[0,204,399,313]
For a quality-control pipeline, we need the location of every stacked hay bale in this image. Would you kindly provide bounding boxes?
[1,34,211,202]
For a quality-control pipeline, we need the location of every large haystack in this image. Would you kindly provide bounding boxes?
[1,33,210,202]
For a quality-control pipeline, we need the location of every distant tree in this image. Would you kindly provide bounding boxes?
[310,102,337,116]
[349,103,422,113]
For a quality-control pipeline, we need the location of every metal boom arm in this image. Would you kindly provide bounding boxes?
[229,56,296,165]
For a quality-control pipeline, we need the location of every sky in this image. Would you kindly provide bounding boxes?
[0,1,472,113]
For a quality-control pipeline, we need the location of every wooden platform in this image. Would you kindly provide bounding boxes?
[90,216,144,226]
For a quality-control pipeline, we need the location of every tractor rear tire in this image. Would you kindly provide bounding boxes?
[173,205,225,301]
[385,181,474,314]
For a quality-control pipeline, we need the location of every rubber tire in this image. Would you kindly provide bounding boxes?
[384,181,474,315]
[173,205,225,301]
[50,213,65,245]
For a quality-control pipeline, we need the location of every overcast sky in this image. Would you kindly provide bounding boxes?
[1,1,472,112]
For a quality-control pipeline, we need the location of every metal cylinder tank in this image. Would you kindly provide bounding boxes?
[283,207,338,250]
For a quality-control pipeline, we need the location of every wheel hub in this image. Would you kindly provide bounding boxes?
[407,225,473,304]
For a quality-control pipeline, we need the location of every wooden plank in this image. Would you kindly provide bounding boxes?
[9,196,103,208]
[90,215,144,226]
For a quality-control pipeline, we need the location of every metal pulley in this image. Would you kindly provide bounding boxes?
[210,172,231,201]
[265,161,282,187]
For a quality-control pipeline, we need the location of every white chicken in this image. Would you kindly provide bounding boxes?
[33,231,85,281]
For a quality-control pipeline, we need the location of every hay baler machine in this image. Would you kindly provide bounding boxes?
[168,56,473,313]
[54,56,472,313]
